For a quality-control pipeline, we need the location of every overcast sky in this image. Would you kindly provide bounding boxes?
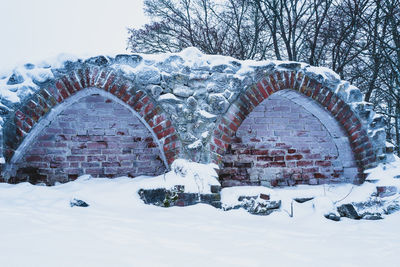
[0,0,148,72]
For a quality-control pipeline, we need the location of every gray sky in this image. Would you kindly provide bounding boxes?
[0,0,148,72]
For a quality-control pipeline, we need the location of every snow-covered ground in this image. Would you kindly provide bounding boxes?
[1,159,400,267]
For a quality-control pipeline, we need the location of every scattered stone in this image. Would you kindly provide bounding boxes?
[259,193,270,200]
[210,201,222,209]
[376,186,398,198]
[228,196,281,216]
[337,204,361,219]
[138,188,167,206]
[294,197,314,203]
[384,203,400,215]
[70,198,89,207]
[324,213,340,221]
[238,195,258,201]
[138,188,222,208]
[362,213,383,220]
[246,199,281,216]
[200,193,221,203]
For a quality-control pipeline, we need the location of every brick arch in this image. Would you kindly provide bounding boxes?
[3,66,181,176]
[210,70,376,184]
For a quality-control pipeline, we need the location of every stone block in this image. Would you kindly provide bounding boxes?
[376,186,398,198]
[337,204,361,219]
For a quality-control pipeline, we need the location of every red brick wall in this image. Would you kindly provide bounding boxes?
[219,94,351,187]
[210,71,377,180]
[12,94,166,185]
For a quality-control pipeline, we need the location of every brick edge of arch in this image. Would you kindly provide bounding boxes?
[209,70,378,183]
[3,65,181,169]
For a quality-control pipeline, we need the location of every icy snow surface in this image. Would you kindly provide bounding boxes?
[1,158,400,266]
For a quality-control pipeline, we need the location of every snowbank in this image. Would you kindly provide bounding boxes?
[1,159,400,266]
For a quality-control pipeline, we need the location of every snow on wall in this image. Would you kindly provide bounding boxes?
[0,47,392,185]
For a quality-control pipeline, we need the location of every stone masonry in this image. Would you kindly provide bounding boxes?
[0,48,392,186]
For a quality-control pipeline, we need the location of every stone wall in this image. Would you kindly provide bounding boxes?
[0,48,392,186]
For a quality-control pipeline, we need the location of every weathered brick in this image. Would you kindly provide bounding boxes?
[299,76,310,94]
[55,80,70,99]
[294,71,304,91]
[256,81,269,98]
[251,85,264,103]
[283,71,290,89]
[218,93,360,187]
[13,93,168,184]
[61,76,75,95]
[245,90,260,106]
[157,126,175,139]
[269,74,279,91]
[89,67,100,87]
[286,155,303,161]
[94,69,109,88]
[103,73,116,91]
[68,71,83,91]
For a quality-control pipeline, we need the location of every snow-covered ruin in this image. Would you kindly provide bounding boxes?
[0,48,393,186]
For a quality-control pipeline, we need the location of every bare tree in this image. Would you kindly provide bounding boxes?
[127,0,271,60]
[378,0,400,154]
[127,0,400,154]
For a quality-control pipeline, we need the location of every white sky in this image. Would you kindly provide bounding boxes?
[0,0,149,72]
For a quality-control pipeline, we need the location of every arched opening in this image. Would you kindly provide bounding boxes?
[218,90,359,187]
[210,70,377,186]
[7,89,167,184]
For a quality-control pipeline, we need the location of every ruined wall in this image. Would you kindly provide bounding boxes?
[11,94,165,185]
[220,92,358,187]
[0,48,392,186]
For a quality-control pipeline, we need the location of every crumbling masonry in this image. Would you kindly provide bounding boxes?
[0,48,393,186]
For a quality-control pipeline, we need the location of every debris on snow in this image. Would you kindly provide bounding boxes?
[70,198,89,208]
